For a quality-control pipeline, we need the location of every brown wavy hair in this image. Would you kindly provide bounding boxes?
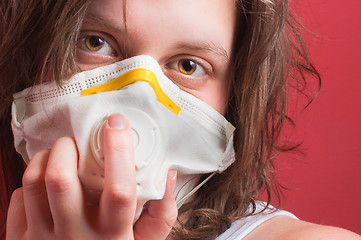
[0,0,320,239]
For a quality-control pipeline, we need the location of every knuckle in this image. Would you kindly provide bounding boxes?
[105,129,134,154]
[111,144,128,154]
[22,149,49,192]
[106,184,136,207]
[148,200,178,228]
[108,138,133,155]
[22,168,44,192]
[161,209,178,230]
[44,170,74,194]
[164,205,178,228]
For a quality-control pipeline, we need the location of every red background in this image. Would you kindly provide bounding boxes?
[1,0,360,235]
[275,0,361,234]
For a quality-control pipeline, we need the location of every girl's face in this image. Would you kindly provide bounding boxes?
[76,0,236,114]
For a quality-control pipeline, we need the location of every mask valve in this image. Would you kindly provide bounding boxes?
[90,109,161,170]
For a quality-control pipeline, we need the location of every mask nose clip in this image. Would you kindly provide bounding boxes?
[82,68,181,115]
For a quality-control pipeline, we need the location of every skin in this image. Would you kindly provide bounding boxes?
[244,216,361,240]
[6,0,361,239]
[7,0,236,239]
[7,115,178,239]
[76,0,236,114]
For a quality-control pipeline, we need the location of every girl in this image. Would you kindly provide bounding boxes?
[1,0,360,239]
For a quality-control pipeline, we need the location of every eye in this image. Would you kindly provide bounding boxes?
[168,59,207,77]
[179,59,198,75]
[85,36,104,51]
[78,35,116,56]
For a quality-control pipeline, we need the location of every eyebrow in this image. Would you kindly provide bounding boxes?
[82,14,127,35]
[173,42,230,64]
[82,14,230,64]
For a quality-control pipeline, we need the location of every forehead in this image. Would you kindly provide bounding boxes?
[85,0,236,55]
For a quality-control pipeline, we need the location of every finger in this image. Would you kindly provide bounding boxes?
[7,188,27,238]
[134,170,178,239]
[99,114,136,235]
[44,137,85,232]
[22,149,53,231]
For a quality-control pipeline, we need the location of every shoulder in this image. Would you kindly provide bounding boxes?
[244,216,361,240]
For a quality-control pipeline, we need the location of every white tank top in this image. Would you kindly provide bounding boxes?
[216,202,298,240]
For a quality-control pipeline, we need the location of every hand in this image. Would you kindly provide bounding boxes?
[6,114,178,239]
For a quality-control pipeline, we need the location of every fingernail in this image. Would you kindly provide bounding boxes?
[107,114,126,129]
[167,169,177,197]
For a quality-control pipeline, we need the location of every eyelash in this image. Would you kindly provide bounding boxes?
[76,34,212,81]
[78,35,116,56]
[166,58,208,78]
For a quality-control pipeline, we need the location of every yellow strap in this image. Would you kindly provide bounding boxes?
[82,68,180,115]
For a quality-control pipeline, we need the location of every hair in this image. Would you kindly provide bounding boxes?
[0,0,320,239]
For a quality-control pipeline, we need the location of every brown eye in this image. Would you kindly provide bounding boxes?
[178,59,197,75]
[85,36,104,51]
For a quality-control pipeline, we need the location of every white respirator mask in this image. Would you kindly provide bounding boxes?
[11,55,235,220]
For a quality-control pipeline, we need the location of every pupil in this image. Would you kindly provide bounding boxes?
[89,36,102,48]
[182,60,196,73]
